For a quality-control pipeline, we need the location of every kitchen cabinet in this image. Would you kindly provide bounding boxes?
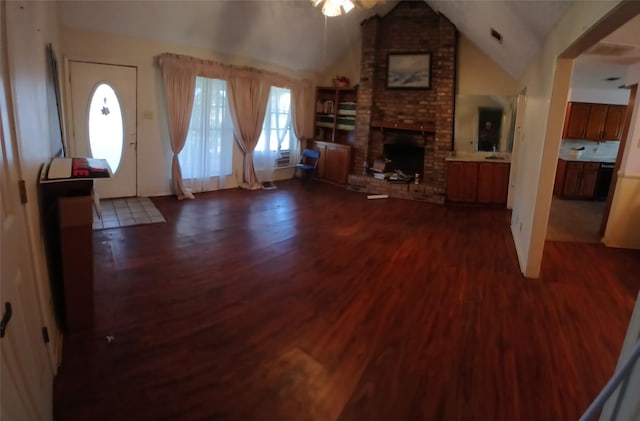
[314,87,357,144]
[446,161,478,203]
[563,103,591,139]
[602,105,626,140]
[308,140,352,184]
[563,102,627,141]
[446,161,510,206]
[554,159,601,199]
[477,162,510,204]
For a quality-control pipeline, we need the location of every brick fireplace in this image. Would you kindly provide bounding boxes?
[348,1,456,203]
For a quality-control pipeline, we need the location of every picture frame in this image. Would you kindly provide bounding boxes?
[386,52,431,89]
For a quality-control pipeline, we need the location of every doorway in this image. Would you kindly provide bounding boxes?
[1,24,53,419]
[69,61,137,198]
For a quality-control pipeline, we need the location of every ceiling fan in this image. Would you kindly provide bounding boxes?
[310,0,382,17]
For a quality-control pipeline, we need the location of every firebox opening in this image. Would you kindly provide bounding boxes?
[383,136,425,178]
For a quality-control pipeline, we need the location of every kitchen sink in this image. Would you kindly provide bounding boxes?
[484,156,505,160]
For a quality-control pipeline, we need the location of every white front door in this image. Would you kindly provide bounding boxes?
[70,61,137,198]
[0,24,53,420]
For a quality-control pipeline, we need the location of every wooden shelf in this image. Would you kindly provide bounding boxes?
[314,87,358,144]
[370,120,435,133]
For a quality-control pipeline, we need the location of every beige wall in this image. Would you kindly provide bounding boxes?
[319,33,518,94]
[457,35,518,96]
[511,0,627,277]
[6,0,63,367]
[321,38,362,88]
[604,61,640,248]
[60,27,318,197]
[452,36,518,154]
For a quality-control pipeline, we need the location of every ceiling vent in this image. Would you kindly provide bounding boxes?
[490,28,503,44]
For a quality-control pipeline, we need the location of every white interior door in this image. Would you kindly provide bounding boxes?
[70,61,137,199]
[0,27,53,421]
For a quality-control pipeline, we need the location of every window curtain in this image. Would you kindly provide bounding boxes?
[226,76,271,190]
[254,87,291,183]
[179,77,234,193]
[158,56,197,199]
[291,83,313,157]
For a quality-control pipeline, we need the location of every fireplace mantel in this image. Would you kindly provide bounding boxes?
[370,120,435,134]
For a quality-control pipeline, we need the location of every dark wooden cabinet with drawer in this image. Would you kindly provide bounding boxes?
[562,102,626,141]
[446,161,510,206]
[554,159,601,200]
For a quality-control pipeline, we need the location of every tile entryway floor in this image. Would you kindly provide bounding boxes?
[92,197,166,230]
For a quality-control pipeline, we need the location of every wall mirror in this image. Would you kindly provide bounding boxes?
[454,95,516,153]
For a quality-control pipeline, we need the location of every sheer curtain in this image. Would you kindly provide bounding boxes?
[158,55,197,199]
[291,82,313,156]
[179,77,234,193]
[226,76,271,190]
[254,87,293,183]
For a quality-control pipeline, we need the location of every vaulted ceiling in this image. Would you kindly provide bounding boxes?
[58,0,638,86]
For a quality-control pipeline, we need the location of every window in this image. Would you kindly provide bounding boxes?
[256,87,295,167]
[88,83,123,173]
[180,77,234,192]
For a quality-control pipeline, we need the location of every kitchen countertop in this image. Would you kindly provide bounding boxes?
[557,153,616,164]
[445,152,511,163]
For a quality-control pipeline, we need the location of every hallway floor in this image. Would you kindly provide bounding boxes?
[546,197,606,243]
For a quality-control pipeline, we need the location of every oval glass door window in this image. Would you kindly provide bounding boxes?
[88,83,123,173]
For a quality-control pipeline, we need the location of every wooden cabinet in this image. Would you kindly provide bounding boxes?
[446,161,478,203]
[39,177,95,332]
[554,159,601,199]
[602,105,626,140]
[308,140,351,184]
[563,102,627,141]
[477,162,510,204]
[446,161,510,206]
[563,103,591,139]
[314,87,357,144]
[584,105,607,140]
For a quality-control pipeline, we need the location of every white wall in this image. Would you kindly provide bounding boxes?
[511,0,625,278]
[604,61,640,248]
[569,87,630,104]
[60,27,317,197]
[5,0,62,367]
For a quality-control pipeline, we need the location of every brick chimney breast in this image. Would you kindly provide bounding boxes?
[353,1,456,203]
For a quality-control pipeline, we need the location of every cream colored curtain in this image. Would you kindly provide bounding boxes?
[159,55,197,199]
[291,82,314,152]
[226,77,271,190]
[157,52,314,191]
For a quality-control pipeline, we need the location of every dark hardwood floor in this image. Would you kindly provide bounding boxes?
[53,180,640,420]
